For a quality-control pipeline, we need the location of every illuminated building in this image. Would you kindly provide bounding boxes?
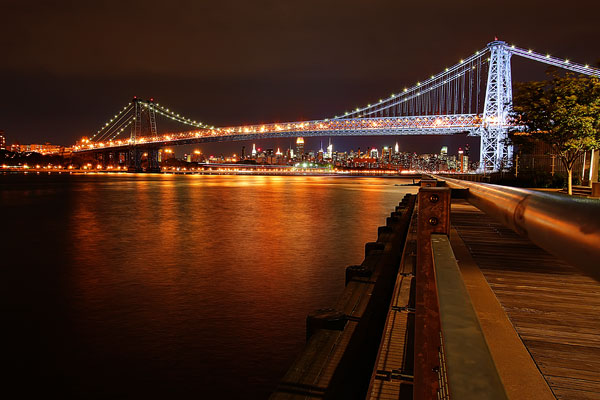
[382,147,390,163]
[296,137,304,160]
[370,148,379,159]
[458,148,469,172]
[0,130,5,150]
[252,143,257,158]
[394,141,399,154]
[9,143,62,155]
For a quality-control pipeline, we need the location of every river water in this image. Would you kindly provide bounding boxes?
[1,173,416,399]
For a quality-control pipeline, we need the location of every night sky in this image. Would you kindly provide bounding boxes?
[2,0,599,157]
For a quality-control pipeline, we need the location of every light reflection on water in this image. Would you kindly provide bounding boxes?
[1,174,416,399]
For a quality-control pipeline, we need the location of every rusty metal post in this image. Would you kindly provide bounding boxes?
[414,187,451,400]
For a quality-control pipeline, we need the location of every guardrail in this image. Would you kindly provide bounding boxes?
[438,177,600,281]
[432,234,508,400]
[414,183,508,400]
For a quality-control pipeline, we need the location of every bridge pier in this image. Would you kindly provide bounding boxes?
[146,147,161,173]
[127,146,161,173]
[127,147,143,173]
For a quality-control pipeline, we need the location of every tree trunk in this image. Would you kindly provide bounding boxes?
[567,168,573,195]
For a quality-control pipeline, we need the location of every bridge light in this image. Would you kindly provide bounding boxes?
[476,51,479,55]
[445,68,449,72]
[528,49,532,53]
[565,59,570,63]
[460,59,464,63]
[585,64,590,68]
[417,82,421,86]
[379,99,383,103]
[511,45,515,49]
[403,88,407,92]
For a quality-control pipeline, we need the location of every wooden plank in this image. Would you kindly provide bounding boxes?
[451,200,600,399]
[449,226,554,400]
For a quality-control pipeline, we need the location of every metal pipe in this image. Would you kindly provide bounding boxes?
[441,177,600,281]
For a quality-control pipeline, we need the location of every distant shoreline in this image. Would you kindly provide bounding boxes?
[1,168,423,179]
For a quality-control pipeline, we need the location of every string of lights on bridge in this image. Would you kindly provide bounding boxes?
[150,102,215,130]
[90,102,132,142]
[80,41,600,153]
[333,42,600,120]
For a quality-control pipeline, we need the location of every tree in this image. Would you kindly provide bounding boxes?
[512,71,600,194]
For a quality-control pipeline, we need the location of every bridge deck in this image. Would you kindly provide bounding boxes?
[451,200,600,400]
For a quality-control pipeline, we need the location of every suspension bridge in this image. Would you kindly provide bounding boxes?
[73,40,600,172]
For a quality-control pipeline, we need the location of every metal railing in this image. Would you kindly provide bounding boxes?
[432,234,508,400]
[440,177,600,281]
[414,184,509,399]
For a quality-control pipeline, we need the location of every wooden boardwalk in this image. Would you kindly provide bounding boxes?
[451,201,600,400]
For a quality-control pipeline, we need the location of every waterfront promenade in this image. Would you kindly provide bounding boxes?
[273,177,600,399]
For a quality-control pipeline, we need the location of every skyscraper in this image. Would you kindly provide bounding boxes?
[296,137,304,160]
[440,146,448,161]
[382,147,390,162]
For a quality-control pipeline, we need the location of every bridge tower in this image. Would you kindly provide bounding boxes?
[480,41,513,171]
[128,98,160,173]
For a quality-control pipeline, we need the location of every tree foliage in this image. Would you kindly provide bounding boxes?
[513,72,600,167]
[512,71,600,192]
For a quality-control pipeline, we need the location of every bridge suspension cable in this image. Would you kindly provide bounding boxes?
[90,102,132,142]
[332,47,491,120]
[95,106,135,143]
[88,99,216,142]
[509,45,600,77]
[152,103,214,129]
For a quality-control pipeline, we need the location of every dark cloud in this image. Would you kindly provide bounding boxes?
[1,0,599,150]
